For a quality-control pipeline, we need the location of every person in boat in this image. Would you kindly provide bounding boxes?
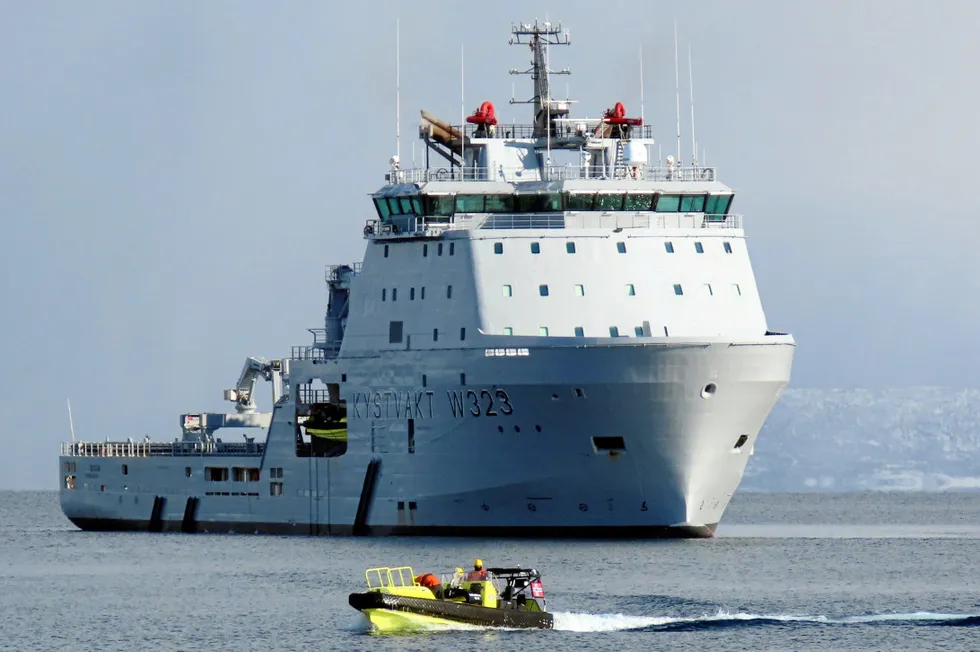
[466,559,487,581]
[414,572,443,598]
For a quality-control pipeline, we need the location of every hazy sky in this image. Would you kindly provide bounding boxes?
[2,1,978,489]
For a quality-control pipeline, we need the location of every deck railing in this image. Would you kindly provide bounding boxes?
[61,440,265,458]
[386,164,717,185]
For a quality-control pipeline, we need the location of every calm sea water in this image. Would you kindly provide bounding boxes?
[2,491,978,651]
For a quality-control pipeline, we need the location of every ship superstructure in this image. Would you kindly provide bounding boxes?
[59,21,794,537]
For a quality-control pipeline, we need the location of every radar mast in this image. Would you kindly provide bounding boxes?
[508,20,571,138]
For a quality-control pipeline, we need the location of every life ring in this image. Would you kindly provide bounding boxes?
[436,168,449,181]
[363,224,374,236]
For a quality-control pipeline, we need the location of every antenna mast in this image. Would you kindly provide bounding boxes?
[460,43,465,176]
[396,18,400,161]
[639,45,645,123]
[688,45,697,168]
[508,20,570,138]
[673,22,681,164]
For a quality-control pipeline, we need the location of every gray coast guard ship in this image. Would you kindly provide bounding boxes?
[59,21,794,537]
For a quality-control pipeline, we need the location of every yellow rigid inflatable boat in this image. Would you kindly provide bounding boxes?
[349,566,553,631]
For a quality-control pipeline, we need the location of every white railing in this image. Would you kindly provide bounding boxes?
[61,440,265,457]
[364,212,741,237]
[386,164,718,185]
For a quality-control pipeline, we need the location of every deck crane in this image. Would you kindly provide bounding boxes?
[223,357,288,413]
[178,356,290,442]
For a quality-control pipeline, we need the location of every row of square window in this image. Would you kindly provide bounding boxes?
[385,240,735,259]
[507,283,742,297]
[495,241,734,255]
[384,242,456,258]
[382,286,453,301]
[504,326,651,337]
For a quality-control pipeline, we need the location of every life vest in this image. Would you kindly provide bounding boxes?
[415,573,440,589]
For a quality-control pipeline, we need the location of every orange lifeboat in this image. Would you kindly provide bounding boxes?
[603,101,643,126]
[466,101,498,125]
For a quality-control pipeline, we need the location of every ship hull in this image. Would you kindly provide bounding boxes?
[59,338,793,537]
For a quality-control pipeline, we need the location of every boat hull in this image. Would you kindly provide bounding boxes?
[58,338,793,537]
[349,591,554,630]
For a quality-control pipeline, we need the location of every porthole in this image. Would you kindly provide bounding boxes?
[701,383,717,399]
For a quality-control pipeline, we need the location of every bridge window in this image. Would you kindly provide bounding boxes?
[373,198,392,219]
[665,241,674,253]
[539,327,549,336]
[705,194,733,215]
[609,326,620,337]
[539,285,549,296]
[502,285,512,297]
[655,195,681,212]
[410,288,415,300]
[566,193,595,211]
[626,284,635,296]
[530,242,540,254]
[595,193,624,211]
[455,194,485,213]
[575,284,585,296]
[673,284,684,296]
[566,242,576,254]
[695,242,704,253]
[494,242,503,254]
[574,326,584,337]
[624,193,655,211]
[634,326,644,336]
[724,241,733,254]
[680,195,706,212]
[485,194,515,212]
[503,327,513,335]
[517,193,562,212]
[424,194,454,216]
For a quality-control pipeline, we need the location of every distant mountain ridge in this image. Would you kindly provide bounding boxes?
[745,387,980,491]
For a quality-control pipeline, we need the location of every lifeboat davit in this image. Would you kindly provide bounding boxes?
[465,101,498,126]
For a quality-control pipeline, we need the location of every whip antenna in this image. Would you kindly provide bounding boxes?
[67,398,76,444]
[688,45,697,167]
[673,22,681,165]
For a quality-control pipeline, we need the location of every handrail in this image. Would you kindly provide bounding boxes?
[60,440,266,458]
[364,212,742,238]
[365,566,417,589]
[386,163,718,185]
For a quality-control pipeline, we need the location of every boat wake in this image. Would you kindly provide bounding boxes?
[551,610,980,632]
[351,608,980,635]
